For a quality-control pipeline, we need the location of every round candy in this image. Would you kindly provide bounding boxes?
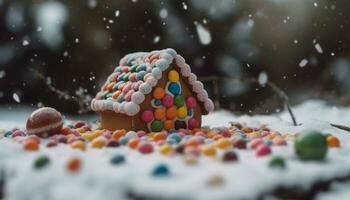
[186,97,197,108]
[168,70,179,82]
[138,142,154,154]
[295,130,328,161]
[26,107,63,137]
[23,139,39,151]
[174,95,185,107]
[153,87,165,99]
[91,136,107,149]
[215,138,232,149]
[164,120,175,130]
[152,164,170,176]
[67,157,81,173]
[222,151,238,162]
[269,157,286,169]
[167,133,181,143]
[107,140,119,148]
[201,145,216,156]
[327,135,340,147]
[176,106,187,119]
[168,83,181,96]
[188,118,199,130]
[166,106,177,120]
[154,108,166,120]
[151,120,163,132]
[141,110,154,123]
[34,156,50,169]
[153,132,167,141]
[12,130,26,138]
[110,154,125,165]
[255,144,271,157]
[159,144,173,155]
[232,137,246,149]
[71,140,86,151]
[175,120,187,130]
[162,94,174,108]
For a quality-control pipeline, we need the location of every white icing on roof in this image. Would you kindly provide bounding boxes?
[91,48,214,116]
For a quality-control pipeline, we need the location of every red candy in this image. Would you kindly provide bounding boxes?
[162,94,174,108]
[255,144,271,157]
[186,97,197,108]
[141,110,154,123]
[138,142,154,154]
[188,118,199,130]
[249,139,264,149]
[12,130,26,138]
[26,107,63,138]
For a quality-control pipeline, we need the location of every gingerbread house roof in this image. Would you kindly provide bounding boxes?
[91,48,214,116]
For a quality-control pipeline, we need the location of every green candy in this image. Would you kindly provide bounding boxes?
[269,157,286,169]
[129,64,138,72]
[174,95,185,107]
[295,130,328,161]
[34,156,50,169]
[151,120,163,132]
[123,72,131,81]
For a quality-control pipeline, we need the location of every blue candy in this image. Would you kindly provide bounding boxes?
[127,57,136,65]
[136,64,147,72]
[167,133,181,143]
[137,71,147,81]
[152,164,170,177]
[125,131,137,139]
[118,72,126,81]
[168,83,181,96]
[4,131,13,138]
[118,136,129,145]
[154,99,162,106]
[114,66,122,72]
[112,81,123,91]
[188,109,193,116]
[110,155,125,165]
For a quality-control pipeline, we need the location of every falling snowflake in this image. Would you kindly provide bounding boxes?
[195,23,211,45]
[315,43,323,54]
[75,38,80,43]
[182,2,188,10]
[299,59,308,68]
[37,26,43,32]
[153,36,160,44]
[115,10,120,17]
[63,51,68,57]
[258,72,268,87]
[88,0,97,8]
[13,93,20,103]
[313,2,318,7]
[22,40,29,46]
[0,71,5,79]
[159,8,168,19]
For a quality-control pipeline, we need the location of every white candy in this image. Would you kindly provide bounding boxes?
[139,83,152,94]
[193,81,204,93]
[90,99,96,110]
[146,77,157,87]
[197,90,208,102]
[155,59,169,71]
[205,99,215,112]
[161,52,174,64]
[175,55,186,66]
[189,73,197,85]
[180,64,191,77]
[113,102,120,113]
[124,102,140,116]
[131,91,145,104]
[105,101,114,110]
[151,68,162,80]
[119,102,127,114]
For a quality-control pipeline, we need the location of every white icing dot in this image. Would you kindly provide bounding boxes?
[193,81,204,93]
[189,73,197,85]
[155,59,169,71]
[131,91,145,104]
[165,48,177,57]
[119,102,127,113]
[175,55,186,66]
[146,77,157,87]
[197,90,208,102]
[180,65,191,77]
[139,83,152,94]
[151,67,162,80]
[205,99,215,112]
[125,102,140,116]
[113,102,120,112]
[161,52,173,64]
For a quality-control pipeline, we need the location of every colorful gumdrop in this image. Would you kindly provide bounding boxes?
[162,94,174,108]
[141,110,154,123]
[168,70,179,82]
[168,83,181,96]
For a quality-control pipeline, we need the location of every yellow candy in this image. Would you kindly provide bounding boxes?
[168,70,179,82]
[201,145,216,156]
[76,127,86,134]
[177,106,187,119]
[214,138,232,149]
[184,156,198,165]
[91,136,107,148]
[71,140,86,151]
[159,144,173,155]
[82,130,102,141]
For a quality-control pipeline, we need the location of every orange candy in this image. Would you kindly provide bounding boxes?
[154,108,166,120]
[153,87,165,99]
[241,127,253,133]
[106,82,115,91]
[23,139,39,151]
[61,126,71,135]
[67,157,81,173]
[112,90,121,99]
[164,120,175,130]
[112,129,126,140]
[166,107,177,120]
[118,83,125,91]
[186,138,201,147]
[153,132,167,141]
[149,53,160,63]
[327,135,340,147]
[128,138,140,149]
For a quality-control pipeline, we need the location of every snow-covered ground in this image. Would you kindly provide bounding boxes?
[1,100,350,200]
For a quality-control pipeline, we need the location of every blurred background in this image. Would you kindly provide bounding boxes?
[0,0,348,115]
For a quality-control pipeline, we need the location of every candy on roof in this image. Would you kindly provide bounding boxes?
[91,48,214,116]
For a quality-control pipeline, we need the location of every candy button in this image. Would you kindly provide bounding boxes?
[138,142,154,154]
[110,154,125,165]
[186,97,197,108]
[215,138,232,149]
[327,135,340,148]
[153,132,167,141]
[141,110,154,123]
[159,144,173,155]
[175,120,187,130]
[66,156,81,173]
[269,157,286,169]
[174,95,185,107]
[168,83,181,96]
[164,120,175,130]
[153,87,165,99]
[176,106,187,119]
[71,140,86,151]
[136,64,147,72]
[166,106,177,120]
[162,94,174,108]
[222,151,238,162]
[188,118,199,130]
[154,99,162,107]
[154,108,166,120]
[152,164,170,176]
[137,71,147,81]
[34,156,50,169]
[151,120,163,132]
[255,144,271,157]
[201,145,216,156]
[91,136,107,148]
[127,138,140,149]
[168,70,179,82]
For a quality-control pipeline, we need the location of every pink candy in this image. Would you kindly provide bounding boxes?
[162,94,174,108]
[141,110,154,123]
[186,97,197,108]
[138,142,153,154]
[249,139,264,149]
[188,118,199,130]
[255,144,271,157]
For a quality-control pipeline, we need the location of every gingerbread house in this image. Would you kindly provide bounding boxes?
[91,48,214,132]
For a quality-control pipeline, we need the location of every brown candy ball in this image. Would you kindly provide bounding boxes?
[26,107,63,138]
